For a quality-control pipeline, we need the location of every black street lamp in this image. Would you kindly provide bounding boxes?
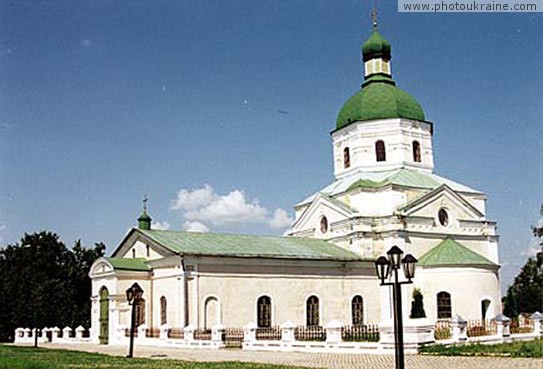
[126,282,143,358]
[375,246,417,369]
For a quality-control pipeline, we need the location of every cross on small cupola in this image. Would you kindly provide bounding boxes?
[362,7,392,79]
[137,194,152,230]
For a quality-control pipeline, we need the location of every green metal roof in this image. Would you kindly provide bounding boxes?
[418,238,496,267]
[336,77,425,130]
[139,229,363,261]
[105,257,150,271]
[297,168,482,208]
[347,168,441,192]
[362,29,391,62]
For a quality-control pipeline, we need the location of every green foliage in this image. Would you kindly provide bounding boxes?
[503,205,543,317]
[410,288,426,318]
[419,339,543,358]
[0,345,307,369]
[0,232,105,342]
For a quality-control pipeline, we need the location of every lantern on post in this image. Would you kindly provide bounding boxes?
[374,246,418,369]
[126,283,144,358]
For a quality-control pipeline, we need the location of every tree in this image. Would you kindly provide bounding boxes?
[410,288,427,318]
[502,205,543,317]
[0,231,105,342]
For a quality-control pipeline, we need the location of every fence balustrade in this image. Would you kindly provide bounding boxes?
[294,326,326,342]
[341,324,380,342]
[434,320,452,340]
[466,319,497,337]
[255,326,282,341]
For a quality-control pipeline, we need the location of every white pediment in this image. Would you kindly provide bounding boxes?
[398,184,484,221]
[290,193,355,235]
[111,228,175,260]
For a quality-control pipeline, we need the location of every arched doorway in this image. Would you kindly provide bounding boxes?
[204,297,220,329]
[99,287,109,344]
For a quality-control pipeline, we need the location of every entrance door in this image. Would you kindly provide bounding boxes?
[99,287,109,344]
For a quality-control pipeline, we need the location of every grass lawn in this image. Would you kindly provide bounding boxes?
[419,338,543,358]
[0,345,309,369]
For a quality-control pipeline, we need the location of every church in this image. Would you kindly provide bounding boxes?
[89,20,501,346]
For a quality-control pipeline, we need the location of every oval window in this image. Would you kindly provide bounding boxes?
[438,208,449,227]
[320,216,328,233]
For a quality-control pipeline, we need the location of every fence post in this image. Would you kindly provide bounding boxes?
[243,322,257,343]
[280,321,297,342]
[325,320,343,344]
[63,326,72,340]
[159,324,170,340]
[14,328,24,343]
[493,314,510,338]
[451,315,467,342]
[184,324,195,342]
[51,327,61,342]
[531,312,543,336]
[75,325,85,340]
[137,324,147,341]
[212,324,225,343]
[24,328,31,341]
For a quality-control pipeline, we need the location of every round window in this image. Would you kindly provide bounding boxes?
[438,208,449,227]
[320,216,328,233]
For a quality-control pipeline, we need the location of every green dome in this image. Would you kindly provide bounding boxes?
[336,76,425,129]
[362,30,391,62]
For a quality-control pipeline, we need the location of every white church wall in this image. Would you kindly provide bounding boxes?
[189,260,381,328]
[415,267,501,321]
[152,268,183,329]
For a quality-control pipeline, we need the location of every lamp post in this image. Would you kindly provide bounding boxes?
[126,282,143,358]
[375,246,417,369]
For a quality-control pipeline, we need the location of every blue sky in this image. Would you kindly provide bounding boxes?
[0,1,541,292]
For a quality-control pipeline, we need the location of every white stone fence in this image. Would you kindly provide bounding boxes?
[13,312,543,353]
[14,326,91,344]
[433,312,543,346]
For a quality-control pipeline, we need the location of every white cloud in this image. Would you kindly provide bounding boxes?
[171,185,293,232]
[171,184,215,211]
[269,208,294,230]
[151,221,170,230]
[183,221,210,233]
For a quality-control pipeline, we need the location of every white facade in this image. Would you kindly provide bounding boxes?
[88,24,502,348]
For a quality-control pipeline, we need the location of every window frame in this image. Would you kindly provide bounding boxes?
[375,140,386,162]
[437,291,452,319]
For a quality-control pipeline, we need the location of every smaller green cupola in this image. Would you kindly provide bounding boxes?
[137,195,152,230]
[335,11,426,130]
[362,28,391,62]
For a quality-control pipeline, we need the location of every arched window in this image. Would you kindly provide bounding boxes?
[132,248,136,258]
[412,141,421,162]
[204,296,220,329]
[481,299,491,320]
[257,295,272,328]
[437,292,451,319]
[351,295,364,325]
[306,295,320,326]
[160,296,167,325]
[135,298,146,326]
[375,140,386,162]
[146,244,150,257]
[343,147,350,169]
